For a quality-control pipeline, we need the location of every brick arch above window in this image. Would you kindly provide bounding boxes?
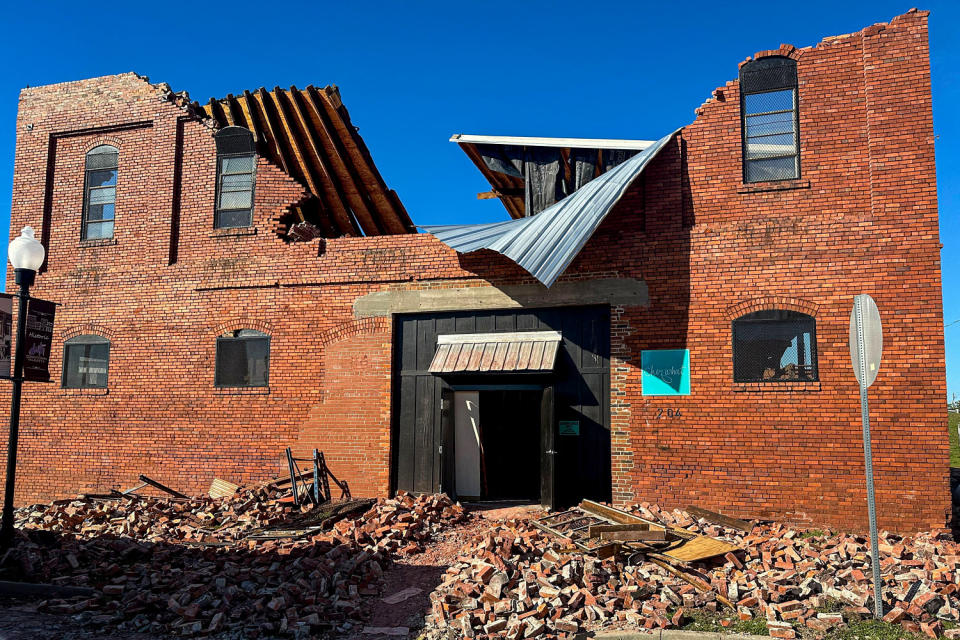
[83,137,124,153]
[210,318,273,338]
[738,44,804,70]
[724,296,819,321]
[60,323,116,342]
[318,317,390,346]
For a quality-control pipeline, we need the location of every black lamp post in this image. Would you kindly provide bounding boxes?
[0,227,46,548]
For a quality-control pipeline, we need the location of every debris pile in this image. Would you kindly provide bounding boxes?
[2,490,464,637]
[425,503,960,639]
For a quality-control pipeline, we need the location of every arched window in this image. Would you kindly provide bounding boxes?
[82,145,118,239]
[214,127,256,229]
[62,335,110,389]
[732,310,817,382]
[215,329,269,388]
[739,56,799,183]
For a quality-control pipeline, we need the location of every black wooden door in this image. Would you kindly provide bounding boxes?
[540,385,556,510]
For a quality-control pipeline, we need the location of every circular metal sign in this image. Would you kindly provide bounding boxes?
[850,294,883,388]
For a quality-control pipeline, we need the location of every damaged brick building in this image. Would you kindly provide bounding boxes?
[1,10,948,532]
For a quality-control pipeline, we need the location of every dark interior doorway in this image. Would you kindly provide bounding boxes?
[478,389,540,500]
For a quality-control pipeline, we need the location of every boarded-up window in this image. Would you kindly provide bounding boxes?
[215,329,269,387]
[62,335,110,389]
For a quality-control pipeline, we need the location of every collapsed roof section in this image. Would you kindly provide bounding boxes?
[451,134,657,219]
[196,86,415,238]
[423,131,678,288]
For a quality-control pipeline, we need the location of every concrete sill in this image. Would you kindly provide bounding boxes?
[59,388,109,396]
[214,386,270,396]
[210,227,257,239]
[78,238,117,248]
[732,381,821,393]
[737,179,810,194]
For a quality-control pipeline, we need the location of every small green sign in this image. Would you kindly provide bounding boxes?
[558,420,580,436]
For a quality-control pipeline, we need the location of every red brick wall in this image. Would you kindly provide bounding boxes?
[1,10,947,533]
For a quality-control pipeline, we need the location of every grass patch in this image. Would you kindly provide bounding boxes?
[681,609,768,636]
[950,412,960,468]
[798,528,826,539]
[826,619,923,640]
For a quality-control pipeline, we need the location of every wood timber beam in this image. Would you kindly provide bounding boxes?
[294,86,385,236]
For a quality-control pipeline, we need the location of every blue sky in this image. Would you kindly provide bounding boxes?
[0,2,957,397]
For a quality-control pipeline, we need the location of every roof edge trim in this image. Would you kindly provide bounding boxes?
[450,134,656,150]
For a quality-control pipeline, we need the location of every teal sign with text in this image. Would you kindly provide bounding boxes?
[558,420,580,436]
[641,349,690,396]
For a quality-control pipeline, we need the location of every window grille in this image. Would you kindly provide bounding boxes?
[740,57,799,183]
[62,335,110,389]
[215,329,269,388]
[214,127,256,228]
[732,310,817,382]
[82,145,118,240]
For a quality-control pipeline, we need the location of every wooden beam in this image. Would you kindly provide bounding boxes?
[296,86,388,236]
[686,506,753,532]
[282,87,363,236]
[251,88,295,175]
[307,86,409,234]
[458,142,525,219]
[270,87,348,233]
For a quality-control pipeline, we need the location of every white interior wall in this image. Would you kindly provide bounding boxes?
[454,391,481,497]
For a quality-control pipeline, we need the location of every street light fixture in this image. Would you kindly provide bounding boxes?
[0,226,45,548]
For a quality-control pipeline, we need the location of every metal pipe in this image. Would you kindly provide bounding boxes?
[0,269,33,548]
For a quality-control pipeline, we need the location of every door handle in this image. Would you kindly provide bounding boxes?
[545,449,557,455]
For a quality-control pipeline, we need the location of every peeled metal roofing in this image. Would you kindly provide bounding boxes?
[422,130,678,288]
[428,331,562,374]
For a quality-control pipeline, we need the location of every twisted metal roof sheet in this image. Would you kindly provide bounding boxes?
[422,130,677,288]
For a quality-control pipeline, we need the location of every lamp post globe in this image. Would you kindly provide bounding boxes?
[8,226,45,286]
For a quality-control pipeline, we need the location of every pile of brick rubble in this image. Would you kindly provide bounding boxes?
[2,489,464,637]
[425,502,960,639]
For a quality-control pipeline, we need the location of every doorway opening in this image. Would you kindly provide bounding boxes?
[453,388,541,502]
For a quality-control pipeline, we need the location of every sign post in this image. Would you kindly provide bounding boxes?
[849,294,883,619]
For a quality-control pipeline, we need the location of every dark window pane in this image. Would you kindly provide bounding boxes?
[85,146,118,170]
[88,186,116,206]
[87,169,117,188]
[216,336,269,387]
[215,209,252,229]
[746,156,799,181]
[85,221,114,239]
[744,89,794,114]
[62,338,110,389]
[221,156,255,174]
[732,311,817,382]
[86,203,115,222]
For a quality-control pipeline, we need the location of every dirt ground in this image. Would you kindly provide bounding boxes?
[0,502,542,640]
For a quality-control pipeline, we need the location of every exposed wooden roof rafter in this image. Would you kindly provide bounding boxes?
[198,84,413,238]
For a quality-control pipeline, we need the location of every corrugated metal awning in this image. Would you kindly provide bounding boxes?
[428,331,562,374]
[421,129,679,288]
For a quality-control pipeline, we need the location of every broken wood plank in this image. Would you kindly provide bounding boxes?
[646,557,735,610]
[0,580,95,599]
[209,478,239,499]
[138,475,188,499]
[590,525,668,542]
[686,505,752,531]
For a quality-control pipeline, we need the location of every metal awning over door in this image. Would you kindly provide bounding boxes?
[428,331,561,374]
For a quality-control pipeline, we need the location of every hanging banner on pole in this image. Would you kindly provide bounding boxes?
[849,293,883,620]
[0,294,11,379]
[22,297,56,383]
